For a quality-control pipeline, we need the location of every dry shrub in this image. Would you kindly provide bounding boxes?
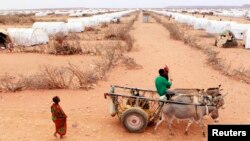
[104,26,134,51]
[81,43,101,55]
[48,33,82,55]
[153,15,162,23]
[21,74,50,90]
[0,12,140,92]
[232,68,250,84]
[54,42,82,55]
[0,15,35,25]
[0,49,125,92]
[39,66,73,89]
[67,45,124,89]
[152,12,250,84]
[104,12,138,51]
[104,26,126,40]
[200,34,216,38]
[204,48,221,65]
[66,33,81,40]
[13,45,48,54]
[81,41,124,56]
[150,14,183,40]
[23,65,73,90]
[121,56,143,70]
[184,36,202,49]
[85,27,96,32]
[101,23,109,28]
[67,63,98,89]
[164,23,183,40]
[125,34,134,51]
[0,49,135,92]
[0,74,25,92]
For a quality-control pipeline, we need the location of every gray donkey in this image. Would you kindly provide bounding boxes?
[154,88,225,137]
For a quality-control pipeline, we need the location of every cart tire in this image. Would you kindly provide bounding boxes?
[121,107,148,133]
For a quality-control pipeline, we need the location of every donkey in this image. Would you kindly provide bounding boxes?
[154,89,225,137]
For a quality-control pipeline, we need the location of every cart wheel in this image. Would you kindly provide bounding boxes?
[121,107,148,133]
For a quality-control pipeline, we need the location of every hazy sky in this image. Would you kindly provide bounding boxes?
[0,0,249,9]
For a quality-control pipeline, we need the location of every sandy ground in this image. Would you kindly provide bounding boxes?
[0,53,98,76]
[0,13,250,141]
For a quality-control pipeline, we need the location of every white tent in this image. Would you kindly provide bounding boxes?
[68,17,98,27]
[68,10,136,27]
[32,22,68,36]
[194,18,209,30]
[66,22,85,33]
[7,28,49,46]
[69,13,84,17]
[35,12,48,17]
[244,29,250,49]
[55,10,70,16]
[206,21,232,34]
[186,16,197,26]
[230,24,250,40]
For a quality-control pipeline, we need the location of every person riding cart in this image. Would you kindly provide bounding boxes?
[155,69,175,100]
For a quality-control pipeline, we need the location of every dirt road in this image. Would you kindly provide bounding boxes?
[0,13,250,141]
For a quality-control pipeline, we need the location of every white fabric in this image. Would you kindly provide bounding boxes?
[160,95,167,100]
[230,23,250,40]
[206,21,232,34]
[32,22,68,36]
[66,22,85,33]
[68,10,136,27]
[245,29,250,49]
[35,12,48,17]
[7,28,49,46]
[194,18,209,30]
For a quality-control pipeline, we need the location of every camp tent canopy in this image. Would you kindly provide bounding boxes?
[68,10,136,27]
[7,28,49,46]
[230,23,250,40]
[194,18,209,30]
[206,21,232,34]
[68,17,98,27]
[66,22,85,33]
[35,12,48,17]
[244,29,250,49]
[32,22,68,36]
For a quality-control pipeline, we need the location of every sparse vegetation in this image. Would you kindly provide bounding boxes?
[0,12,141,92]
[121,56,143,70]
[151,12,250,84]
[164,23,184,40]
[48,32,82,55]
[104,12,138,51]
[0,14,35,25]
[0,74,25,92]
[150,14,183,40]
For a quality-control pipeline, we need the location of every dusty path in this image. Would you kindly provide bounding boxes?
[0,12,250,141]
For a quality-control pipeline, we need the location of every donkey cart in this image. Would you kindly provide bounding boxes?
[104,85,207,133]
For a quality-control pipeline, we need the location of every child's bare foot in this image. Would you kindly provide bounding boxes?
[53,132,57,138]
[60,135,64,139]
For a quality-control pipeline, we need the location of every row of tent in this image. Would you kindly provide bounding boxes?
[0,9,121,16]
[35,9,119,17]
[1,10,136,46]
[149,10,250,49]
[168,8,250,18]
[68,10,136,27]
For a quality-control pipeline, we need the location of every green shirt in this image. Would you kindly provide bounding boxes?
[155,76,172,96]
